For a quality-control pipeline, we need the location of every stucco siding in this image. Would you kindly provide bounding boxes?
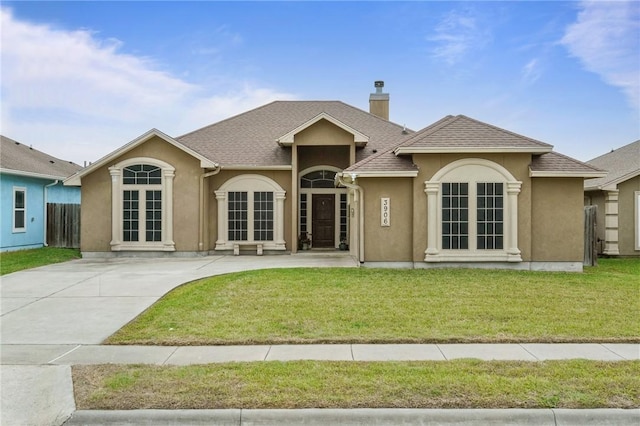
[531,178,584,261]
[361,178,413,262]
[80,136,203,252]
[618,175,640,256]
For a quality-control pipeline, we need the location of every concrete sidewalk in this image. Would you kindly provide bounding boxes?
[2,342,639,365]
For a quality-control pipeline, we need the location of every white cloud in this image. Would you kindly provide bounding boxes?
[521,58,542,85]
[429,8,491,65]
[561,0,640,110]
[0,8,295,165]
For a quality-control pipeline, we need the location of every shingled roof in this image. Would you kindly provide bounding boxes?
[177,101,414,167]
[529,151,605,177]
[394,115,553,154]
[584,140,640,190]
[1,135,81,179]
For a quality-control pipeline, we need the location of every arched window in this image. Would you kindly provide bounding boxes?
[424,158,522,262]
[215,175,286,251]
[109,158,175,251]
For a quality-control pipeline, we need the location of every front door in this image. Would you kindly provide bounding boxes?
[312,194,335,248]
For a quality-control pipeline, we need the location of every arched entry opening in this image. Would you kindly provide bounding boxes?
[299,167,348,249]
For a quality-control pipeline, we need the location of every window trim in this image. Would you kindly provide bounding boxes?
[424,158,522,263]
[215,174,286,251]
[109,157,175,251]
[12,187,26,233]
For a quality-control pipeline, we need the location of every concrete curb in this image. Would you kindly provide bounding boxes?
[64,408,640,425]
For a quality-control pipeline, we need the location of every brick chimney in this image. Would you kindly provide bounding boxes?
[369,80,389,120]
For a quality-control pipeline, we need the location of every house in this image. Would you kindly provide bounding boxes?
[1,135,82,252]
[584,140,640,257]
[65,82,605,271]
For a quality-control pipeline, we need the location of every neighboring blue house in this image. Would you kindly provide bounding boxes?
[1,135,82,252]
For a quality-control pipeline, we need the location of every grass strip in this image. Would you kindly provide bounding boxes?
[73,360,640,410]
[106,259,639,345]
[0,247,80,275]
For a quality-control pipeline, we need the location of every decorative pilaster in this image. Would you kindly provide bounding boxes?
[506,181,522,262]
[162,169,175,250]
[424,181,440,260]
[214,190,227,249]
[275,191,286,249]
[604,190,620,255]
[109,167,122,249]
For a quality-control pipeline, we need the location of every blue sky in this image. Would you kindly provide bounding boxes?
[1,1,639,165]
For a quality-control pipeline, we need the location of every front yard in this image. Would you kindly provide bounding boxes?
[106,259,639,345]
[77,258,639,410]
[0,247,80,275]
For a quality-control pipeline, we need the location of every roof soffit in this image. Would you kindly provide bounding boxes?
[276,112,370,146]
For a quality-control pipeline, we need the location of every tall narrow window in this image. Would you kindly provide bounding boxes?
[477,183,503,249]
[228,191,248,241]
[442,183,468,249]
[13,188,26,232]
[123,190,139,242]
[145,190,162,242]
[254,191,274,241]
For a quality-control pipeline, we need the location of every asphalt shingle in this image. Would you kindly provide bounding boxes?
[1,135,82,178]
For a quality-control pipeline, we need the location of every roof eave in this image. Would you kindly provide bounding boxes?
[394,146,553,155]
[1,168,70,181]
[221,165,293,171]
[338,170,419,178]
[584,169,640,191]
[529,170,608,178]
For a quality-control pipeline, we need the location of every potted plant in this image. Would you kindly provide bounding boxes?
[299,233,311,250]
[339,236,348,251]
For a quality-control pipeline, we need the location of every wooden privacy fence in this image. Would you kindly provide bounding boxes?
[47,203,80,248]
[584,205,597,266]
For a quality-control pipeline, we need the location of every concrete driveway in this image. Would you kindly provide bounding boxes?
[0,253,357,425]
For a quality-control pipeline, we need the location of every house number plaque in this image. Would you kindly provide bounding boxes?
[381,197,390,227]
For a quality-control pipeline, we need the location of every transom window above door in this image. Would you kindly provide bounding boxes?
[300,170,337,188]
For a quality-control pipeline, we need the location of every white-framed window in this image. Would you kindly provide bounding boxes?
[13,187,26,233]
[425,158,522,262]
[215,175,286,250]
[109,158,175,251]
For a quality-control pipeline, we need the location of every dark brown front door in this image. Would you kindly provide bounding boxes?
[312,194,335,248]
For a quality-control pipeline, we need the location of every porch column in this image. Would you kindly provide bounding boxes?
[604,190,620,255]
[214,190,227,249]
[162,169,175,251]
[506,181,522,262]
[424,181,439,260]
[275,190,286,249]
[108,167,122,249]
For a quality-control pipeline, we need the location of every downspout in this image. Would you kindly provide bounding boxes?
[336,172,365,264]
[199,165,221,252]
[43,180,59,246]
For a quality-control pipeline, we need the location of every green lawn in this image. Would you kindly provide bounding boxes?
[73,360,640,409]
[106,258,639,345]
[0,247,80,275]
